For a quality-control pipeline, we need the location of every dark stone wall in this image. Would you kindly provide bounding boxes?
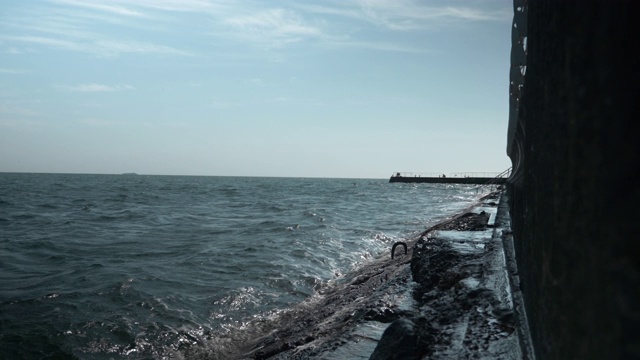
[506,1,639,359]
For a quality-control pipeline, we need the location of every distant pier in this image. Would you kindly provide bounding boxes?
[389,170,510,185]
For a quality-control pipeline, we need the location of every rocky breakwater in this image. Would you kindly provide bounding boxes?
[371,191,523,359]
[233,190,523,359]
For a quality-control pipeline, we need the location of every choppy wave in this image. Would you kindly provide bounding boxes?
[0,173,482,359]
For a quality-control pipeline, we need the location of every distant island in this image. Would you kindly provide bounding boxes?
[121,172,138,175]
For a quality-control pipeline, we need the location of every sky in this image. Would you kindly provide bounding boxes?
[0,0,513,179]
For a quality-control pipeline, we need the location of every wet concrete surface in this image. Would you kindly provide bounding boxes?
[238,190,525,359]
[405,191,521,359]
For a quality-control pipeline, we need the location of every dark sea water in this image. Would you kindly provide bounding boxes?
[0,173,482,359]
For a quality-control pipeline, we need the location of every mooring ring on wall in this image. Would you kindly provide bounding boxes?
[391,242,407,259]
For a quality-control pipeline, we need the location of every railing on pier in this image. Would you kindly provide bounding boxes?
[476,167,513,193]
[390,172,447,178]
[450,171,510,178]
[486,167,513,184]
[390,170,511,179]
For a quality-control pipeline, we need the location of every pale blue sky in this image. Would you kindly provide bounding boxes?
[1,0,512,178]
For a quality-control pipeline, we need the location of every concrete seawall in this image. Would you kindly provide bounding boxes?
[506,1,638,359]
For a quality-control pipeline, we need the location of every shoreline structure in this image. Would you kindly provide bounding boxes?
[388,170,511,185]
[218,0,637,358]
[225,189,530,359]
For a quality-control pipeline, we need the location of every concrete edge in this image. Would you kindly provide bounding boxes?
[497,190,536,360]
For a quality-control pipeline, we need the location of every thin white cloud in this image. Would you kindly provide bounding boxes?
[441,6,509,21]
[4,18,99,42]
[227,9,318,35]
[293,3,362,19]
[328,39,434,54]
[50,0,146,17]
[50,0,232,15]
[357,1,509,30]
[60,84,135,92]
[2,35,83,52]
[120,0,232,13]
[94,40,193,57]
[2,1,195,57]
[23,7,164,33]
[1,35,192,57]
[225,9,323,48]
[300,0,510,31]
[2,0,510,59]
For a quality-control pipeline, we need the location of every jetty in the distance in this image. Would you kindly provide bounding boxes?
[389,169,511,185]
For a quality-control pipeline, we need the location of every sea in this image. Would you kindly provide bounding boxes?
[0,173,484,359]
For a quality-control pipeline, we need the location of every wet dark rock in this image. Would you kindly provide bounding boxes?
[480,192,500,201]
[437,270,468,290]
[369,318,422,360]
[239,239,418,359]
[436,211,490,231]
[370,316,438,360]
[363,307,398,323]
[236,191,518,359]
[411,246,467,296]
[400,196,521,358]
[467,288,494,300]
[254,340,292,360]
